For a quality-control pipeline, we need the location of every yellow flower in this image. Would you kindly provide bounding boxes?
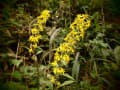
[37,10,50,24]
[54,52,60,61]
[33,24,38,26]
[58,68,65,74]
[32,43,37,48]
[41,10,50,18]
[31,28,39,34]
[50,76,55,83]
[69,46,74,53]
[57,82,61,86]
[29,48,33,53]
[37,15,47,24]
[29,36,39,43]
[68,39,76,46]
[51,61,58,66]
[80,28,84,39]
[58,42,74,53]
[37,16,43,23]
[75,35,80,41]
[29,35,34,41]
[70,30,77,36]
[70,22,75,30]
[59,43,71,52]
[85,20,90,29]
[53,67,58,74]
[63,54,70,64]
[37,35,42,39]
[39,24,43,31]
[53,67,65,74]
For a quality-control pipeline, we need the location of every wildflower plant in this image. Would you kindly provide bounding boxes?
[50,14,90,86]
[1,0,120,89]
[28,10,50,54]
[28,10,90,88]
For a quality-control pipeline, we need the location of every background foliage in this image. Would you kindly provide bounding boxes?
[0,0,120,90]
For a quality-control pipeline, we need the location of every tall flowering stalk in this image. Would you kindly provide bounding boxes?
[28,10,50,54]
[50,14,90,85]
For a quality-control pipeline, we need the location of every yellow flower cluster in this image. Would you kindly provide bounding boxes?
[28,10,50,53]
[50,76,61,86]
[50,14,90,84]
[53,67,65,74]
[50,76,55,83]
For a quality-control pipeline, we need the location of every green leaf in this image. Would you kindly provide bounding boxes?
[114,46,120,64]
[90,72,97,79]
[30,88,37,90]
[100,77,111,86]
[104,62,111,71]
[58,80,74,88]
[36,48,43,55]
[20,66,36,77]
[39,78,53,89]
[72,52,80,80]
[0,81,27,90]
[62,74,75,80]
[10,59,22,67]
[4,40,15,45]
[101,48,110,57]
[12,70,22,81]
[111,63,118,70]
[36,50,43,55]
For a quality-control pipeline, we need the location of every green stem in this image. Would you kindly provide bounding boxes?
[35,57,40,90]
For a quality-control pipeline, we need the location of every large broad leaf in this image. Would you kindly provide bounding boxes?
[58,80,74,88]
